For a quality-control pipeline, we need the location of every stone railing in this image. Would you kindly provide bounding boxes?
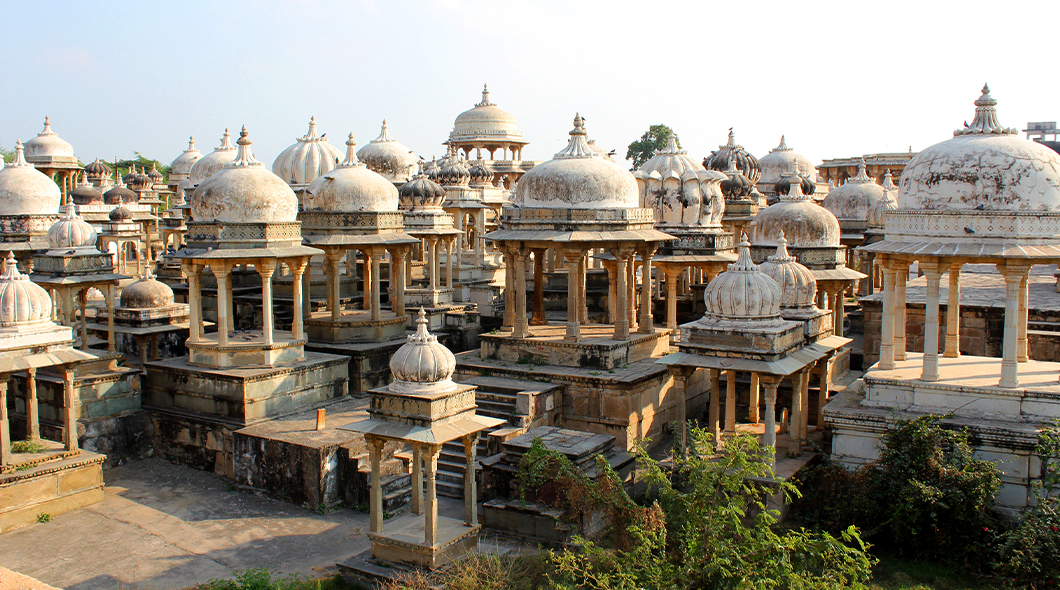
[884,209,1060,243]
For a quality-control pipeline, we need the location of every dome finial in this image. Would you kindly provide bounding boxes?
[850,158,873,184]
[728,233,756,271]
[339,132,361,167]
[955,82,1015,136]
[768,231,795,263]
[219,127,234,150]
[2,252,17,278]
[477,84,493,107]
[881,169,897,192]
[554,113,594,159]
[661,132,682,155]
[775,135,790,151]
[374,120,394,143]
[40,116,54,136]
[11,140,29,167]
[188,136,195,150]
[305,117,321,140]
[229,126,261,168]
[726,128,736,148]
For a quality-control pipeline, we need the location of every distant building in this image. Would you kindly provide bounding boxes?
[818,150,916,187]
[1025,121,1060,154]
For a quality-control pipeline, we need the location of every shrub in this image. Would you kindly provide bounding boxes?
[12,439,46,453]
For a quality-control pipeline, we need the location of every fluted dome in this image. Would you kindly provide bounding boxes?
[356,121,417,183]
[148,164,164,186]
[0,141,63,216]
[867,171,898,229]
[84,158,112,180]
[635,134,726,226]
[705,129,761,184]
[70,173,104,205]
[192,127,299,224]
[758,136,818,186]
[438,150,471,187]
[773,173,816,197]
[757,233,817,309]
[120,268,174,309]
[104,176,137,205]
[823,159,884,222]
[0,253,53,327]
[48,207,98,249]
[469,160,494,186]
[272,117,343,187]
[388,308,458,394]
[897,84,1060,212]
[303,134,399,213]
[753,172,841,248]
[399,173,447,210]
[124,165,151,191]
[23,117,75,164]
[515,114,639,209]
[719,155,756,201]
[187,129,237,188]
[109,204,133,221]
[169,137,202,180]
[703,236,782,319]
[450,85,524,143]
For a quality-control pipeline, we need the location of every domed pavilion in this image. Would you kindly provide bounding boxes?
[444,85,536,189]
[0,141,62,264]
[357,121,417,184]
[23,117,81,201]
[272,117,343,193]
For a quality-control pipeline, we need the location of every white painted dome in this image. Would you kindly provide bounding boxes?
[703,237,782,319]
[897,85,1060,212]
[303,134,399,213]
[23,117,75,163]
[515,114,638,209]
[822,159,885,222]
[753,172,841,248]
[186,128,237,188]
[758,136,818,185]
[0,253,53,327]
[47,207,98,249]
[389,308,458,394]
[635,134,726,226]
[272,117,343,187]
[120,268,175,309]
[191,127,298,224]
[170,137,202,180]
[757,233,817,309]
[0,141,62,216]
[867,171,898,229]
[356,121,417,183]
[450,85,524,142]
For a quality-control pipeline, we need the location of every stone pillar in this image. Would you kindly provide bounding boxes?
[411,444,423,515]
[290,259,306,340]
[564,249,584,341]
[446,238,455,289]
[725,370,737,433]
[665,267,680,342]
[762,377,779,464]
[429,237,440,292]
[0,378,9,468]
[362,249,373,311]
[187,263,202,344]
[879,258,898,370]
[78,289,89,350]
[895,263,908,361]
[62,366,78,452]
[1018,273,1029,363]
[371,249,383,321]
[26,367,39,441]
[301,264,311,321]
[258,260,276,346]
[424,445,439,547]
[513,247,530,338]
[817,358,830,426]
[328,251,343,321]
[749,372,760,424]
[998,263,1028,388]
[502,247,515,330]
[611,247,631,340]
[530,249,546,325]
[833,288,845,337]
[606,261,617,324]
[638,246,655,333]
[105,284,115,353]
[214,264,230,346]
[368,436,384,533]
[921,261,943,382]
[626,255,637,331]
[708,368,721,442]
[394,247,407,317]
[799,369,810,442]
[788,371,803,455]
[463,433,478,526]
[579,252,588,325]
[669,366,693,455]
[944,263,962,358]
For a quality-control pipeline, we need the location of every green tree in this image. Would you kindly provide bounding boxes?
[626,124,677,170]
[0,144,13,164]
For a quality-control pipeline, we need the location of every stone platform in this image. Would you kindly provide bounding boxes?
[479,324,671,370]
[304,309,408,343]
[0,443,105,533]
[306,339,407,396]
[367,514,479,569]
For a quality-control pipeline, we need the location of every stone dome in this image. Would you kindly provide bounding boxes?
[822,159,883,221]
[169,137,202,179]
[705,129,761,184]
[0,253,53,327]
[753,171,841,248]
[124,165,151,191]
[148,164,164,185]
[719,155,756,201]
[303,134,400,213]
[758,136,818,186]
[84,158,112,180]
[104,176,137,205]
[399,173,447,210]
[424,159,441,181]
[897,84,1060,212]
[120,268,175,309]
[356,121,417,183]
[272,117,343,187]
[48,207,98,249]
[389,308,458,394]
[703,236,782,319]
[438,155,471,187]
[70,173,104,205]
[635,134,726,226]
[187,129,237,188]
[757,233,817,309]
[0,141,63,216]
[23,117,75,163]
[469,159,494,186]
[867,171,899,229]
[109,204,134,221]
[192,127,299,224]
[773,173,816,197]
[515,114,639,209]
[450,85,524,143]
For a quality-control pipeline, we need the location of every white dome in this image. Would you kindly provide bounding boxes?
[0,141,62,216]
[191,127,299,224]
[703,237,782,319]
[635,134,727,226]
[0,253,53,327]
[48,207,98,249]
[187,129,237,188]
[120,268,174,309]
[757,233,817,309]
[450,85,524,143]
[356,121,417,183]
[272,117,343,187]
[867,171,898,229]
[515,114,638,209]
[753,173,841,248]
[758,136,818,185]
[303,134,399,213]
[23,117,75,163]
[389,308,458,394]
[822,159,885,222]
[399,174,447,210]
[897,85,1060,212]
[170,137,203,178]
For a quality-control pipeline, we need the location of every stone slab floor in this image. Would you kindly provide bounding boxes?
[0,458,376,590]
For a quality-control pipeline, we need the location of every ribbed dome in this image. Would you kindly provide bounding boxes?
[703,236,782,319]
[753,172,841,248]
[424,159,441,181]
[639,134,704,179]
[469,160,494,186]
[758,136,818,186]
[867,171,898,229]
[71,173,104,205]
[356,121,417,183]
[399,173,447,210]
[120,268,174,309]
[389,308,458,394]
[272,117,343,187]
[706,129,761,184]
[450,85,524,142]
[0,253,53,327]
[84,158,112,180]
[635,134,726,226]
[823,159,884,222]
[438,156,471,187]
[124,165,151,191]
[303,134,399,213]
[719,155,756,200]
[104,176,137,205]
[48,207,98,249]
[169,137,202,179]
[187,129,237,188]
[109,204,134,221]
[757,233,817,309]
[897,84,1060,212]
[515,114,639,209]
[148,164,164,185]
[23,117,75,162]
[0,141,63,216]
[192,127,299,224]
[773,173,816,197]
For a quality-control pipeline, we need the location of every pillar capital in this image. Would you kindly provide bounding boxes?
[609,244,635,261]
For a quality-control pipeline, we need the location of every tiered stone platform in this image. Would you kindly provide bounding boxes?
[478,325,670,370]
[0,442,105,533]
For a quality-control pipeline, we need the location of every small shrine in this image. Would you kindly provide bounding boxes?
[22,117,81,200]
[0,141,62,266]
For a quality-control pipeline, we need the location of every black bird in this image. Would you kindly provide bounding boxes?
[964,227,975,234]
[974,203,986,210]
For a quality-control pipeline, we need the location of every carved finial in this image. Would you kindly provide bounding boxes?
[374,120,394,143]
[230,126,260,168]
[11,140,29,167]
[728,233,757,272]
[219,128,234,150]
[477,84,493,107]
[41,116,54,135]
[554,113,594,159]
[187,136,196,151]
[955,82,1015,136]
[339,132,361,167]
[305,116,320,140]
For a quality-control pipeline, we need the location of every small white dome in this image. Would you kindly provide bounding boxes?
[389,308,458,394]
[272,117,343,187]
[48,207,98,249]
[757,233,817,309]
[303,134,399,213]
[515,114,638,209]
[170,137,203,178]
[23,117,75,162]
[450,85,524,143]
[703,236,782,319]
[753,172,841,248]
[867,171,899,229]
[0,253,53,326]
[120,268,175,309]
[191,127,299,224]
[822,159,885,222]
[186,129,237,188]
[0,141,62,216]
[636,134,726,226]
[758,136,818,186]
[356,121,417,183]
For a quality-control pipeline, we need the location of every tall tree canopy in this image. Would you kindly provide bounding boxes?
[626,124,677,169]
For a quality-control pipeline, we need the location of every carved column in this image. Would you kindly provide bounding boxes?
[26,367,39,441]
[563,249,584,341]
[290,258,307,340]
[665,266,680,342]
[920,261,943,382]
[62,366,78,452]
[998,263,1029,388]
[513,246,530,338]
[669,365,694,455]
[638,245,655,333]
[214,263,231,346]
[258,260,277,346]
[327,251,343,321]
[626,255,637,331]
[817,358,831,426]
[1018,273,1029,363]
[463,433,478,526]
[362,249,373,311]
[502,246,515,330]
[761,376,780,464]
[424,445,439,547]
[944,262,962,358]
[0,378,9,468]
[371,248,383,321]
[411,444,423,515]
[186,262,202,344]
[611,247,632,340]
[368,436,384,533]
[749,372,760,424]
[878,257,898,370]
[788,370,803,455]
[530,248,547,325]
[895,261,908,361]
[724,370,737,433]
[394,247,407,317]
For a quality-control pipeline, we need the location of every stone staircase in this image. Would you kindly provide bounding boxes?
[435,382,520,498]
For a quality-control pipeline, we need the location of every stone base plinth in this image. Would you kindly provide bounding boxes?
[406,288,453,308]
[368,514,479,569]
[479,324,671,370]
[187,333,306,368]
[0,448,105,533]
[305,311,407,344]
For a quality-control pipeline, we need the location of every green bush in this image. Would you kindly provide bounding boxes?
[198,568,350,590]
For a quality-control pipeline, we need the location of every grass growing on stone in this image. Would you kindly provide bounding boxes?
[11,439,46,453]
[194,568,356,590]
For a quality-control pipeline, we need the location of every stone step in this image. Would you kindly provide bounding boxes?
[1029,320,1060,332]
[436,479,465,499]
[381,472,411,496]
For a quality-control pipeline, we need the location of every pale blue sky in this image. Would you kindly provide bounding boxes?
[2,0,1057,171]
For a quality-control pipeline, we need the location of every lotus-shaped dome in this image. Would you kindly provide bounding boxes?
[23,117,75,164]
[758,136,818,186]
[389,308,458,394]
[469,160,494,187]
[867,171,898,229]
[272,117,343,187]
[356,121,417,183]
[822,159,883,222]
[399,173,447,210]
[169,137,202,180]
[48,207,98,249]
[773,173,816,197]
[703,236,782,319]
[438,156,471,187]
[104,176,137,205]
[450,85,524,143]
[70,173,104,205]
[705,129,761,184]
[0,253,53,327]
[84,158,112,180]
[635,134,726,226]
[187,128,237,188]
[303,134,399,213]
[0,141,63,216]
[515,114,638,209]
[192,127,298,224]
[148,164,164,185]
[897,84,1060,212]
[120,268,175,309]
[757,233,817,309]
[753,171,841,248]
